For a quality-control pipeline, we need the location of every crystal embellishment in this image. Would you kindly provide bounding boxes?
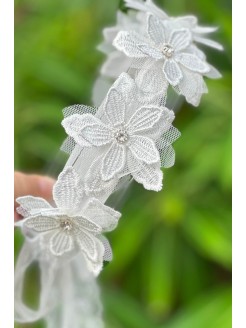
[60,219,73,231]
[161,44,174,58]
[114,128,129,144]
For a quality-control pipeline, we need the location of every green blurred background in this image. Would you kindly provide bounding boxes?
[14,0,232,327]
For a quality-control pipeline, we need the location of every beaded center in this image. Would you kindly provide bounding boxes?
[60,220,73,231]
[114,129,129,144]
[161,44,174,58]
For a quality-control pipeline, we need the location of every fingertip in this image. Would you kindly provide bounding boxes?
[36,175,55,199]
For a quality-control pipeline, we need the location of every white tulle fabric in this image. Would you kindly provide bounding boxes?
[15,1,222,327]
[15,239,104,327]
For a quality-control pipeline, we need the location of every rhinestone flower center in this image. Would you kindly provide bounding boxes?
[60,220,73,231]
[114,129,129,144]
[161,44,174,58]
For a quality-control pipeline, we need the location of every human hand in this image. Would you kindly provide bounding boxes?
[14,171,55,221]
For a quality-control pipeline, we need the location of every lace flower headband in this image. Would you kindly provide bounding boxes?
[15,1,222,327]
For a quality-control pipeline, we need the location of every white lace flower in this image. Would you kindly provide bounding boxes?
[114,14,210,85]
[15,167,121,276]
[124,0,223,51]
[96,2,222,106]
[113,14,218,106]
[62,73,180,191]
[98,10,143,79]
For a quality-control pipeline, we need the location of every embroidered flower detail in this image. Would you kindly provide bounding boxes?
[15,167,121,276]
[114,14,210,86]
[62,73,180,191]
[96,3,222,107]
[98,10,143,79]
[124,0,223,51]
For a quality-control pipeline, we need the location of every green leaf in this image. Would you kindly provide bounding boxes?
[163,286,231,328]
[103,288,158,328]
[182,209,231,269]
[143,227,176,318]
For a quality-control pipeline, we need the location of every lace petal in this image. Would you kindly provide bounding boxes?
[101,51,132,79]
[84,155,118,197]
[128,135,160,164]
[50,230,73,256]
[163,59,183,86]
[113,31,150,58]
[205,65,222,79]
[73,216,102,234]
[53,166,82,210]
[137,44,163,60]
[24,216,60,232]
[193,35,224,51]
[77,232,105,276]
[104,88,125,126]
[16,196,52,218]
[175,53,210,73]
[147,14,167,45]
[98,235,113,261]
[129,155,163,191]
[101,143,126,180]
[127,106,164,134]
[169,28,191,51]
[62,114,112,147]
[62,114,94,147]
[83,198,121,232]
[76,231,104,262]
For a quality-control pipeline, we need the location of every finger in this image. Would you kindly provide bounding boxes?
[14,172,55,219]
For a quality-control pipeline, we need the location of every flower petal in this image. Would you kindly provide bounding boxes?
[84,155,119,196]
[73,216,102,234]
[76,231,104,262]
[62,114,112,147]
[16,196,52,218]
[193,35,224,51]
[24,216,60,232]
[175,67,208,106]
[163,59,183,86]
[175,53,210,73]
[50,230,73,256]
[113,31,151,58]
[205,65,222,79]
[124,0,168,19]
[128,135,160,164]
[53,166,82,210]
[127,106,164,134]
[104,88,125,126]
[76,232,105,275]
[135,61,169,104]
[83,198,121,232]
[101,143,126,180]
[173,16,197,29]
[128,154,163,191]
[147,14,167,45]
[169,28,191,51]
[62,114,95,147]
[101,51,132,79]
[186,45,206,60]
[98,235,113,262]
[137,44,163,60]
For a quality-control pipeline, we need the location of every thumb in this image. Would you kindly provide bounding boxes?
[14,171,55,220]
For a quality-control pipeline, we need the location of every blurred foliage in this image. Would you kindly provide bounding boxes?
[14,0,231,327]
